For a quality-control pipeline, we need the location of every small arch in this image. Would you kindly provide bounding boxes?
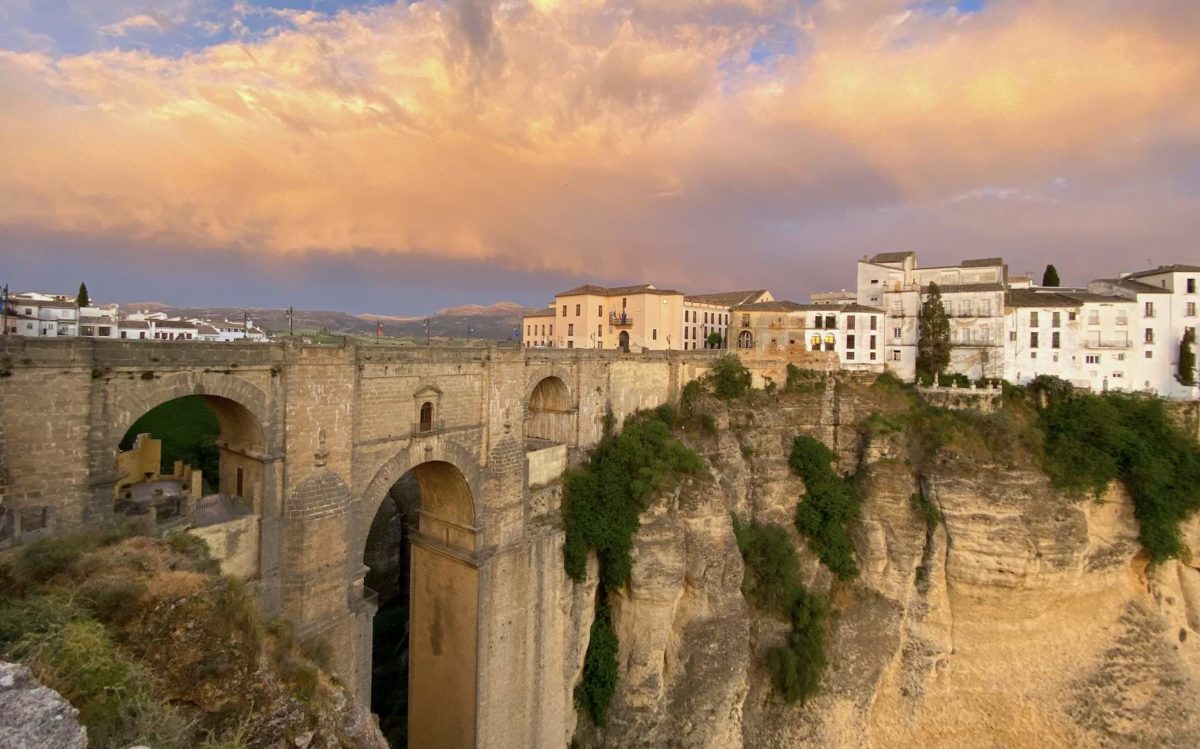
[618,330,630,352]
[527,375,573,445]
[738,330,754,349]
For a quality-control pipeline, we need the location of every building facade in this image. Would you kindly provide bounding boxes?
[682,290,772,350]
[730,300,885,372]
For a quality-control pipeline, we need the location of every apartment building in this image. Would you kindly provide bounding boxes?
[4,292,120,338]
[522,308,555,348]
[857,252,1007,380]
[730,300,885,372]
[682,290,773,350]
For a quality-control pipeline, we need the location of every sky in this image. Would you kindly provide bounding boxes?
[0,0,1197,314]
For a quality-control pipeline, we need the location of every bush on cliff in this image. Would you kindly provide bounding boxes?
[789,436,861,580]
[707,354,752,400]
[573,604,619,725]
[732,517,827,704]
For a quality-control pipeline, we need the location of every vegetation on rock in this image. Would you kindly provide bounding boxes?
[1180,328,1196,386]
[732,517,827,704]
[707,354,752,400]
[562,406,702,726]
[789,436,862,580]
[0,523,373,749]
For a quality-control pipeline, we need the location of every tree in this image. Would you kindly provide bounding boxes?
[706,331,723,349]
[1180,328,1197,386]
[1042,264,1060,287]
[916,282,951,384]
[76,282,90,308]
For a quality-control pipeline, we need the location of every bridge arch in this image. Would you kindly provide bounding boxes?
[101,372,274,528]
[526,374,574,445]
[358,440,483,749]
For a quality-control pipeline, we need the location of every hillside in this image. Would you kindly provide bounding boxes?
[121,301,532,341]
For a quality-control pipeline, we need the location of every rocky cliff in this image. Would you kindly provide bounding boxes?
[574,377,1200,748]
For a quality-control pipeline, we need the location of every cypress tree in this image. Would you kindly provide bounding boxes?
[1041,264,1060,287]
[1180,329,1197,386]
[916,282,951,383]
[76,282,90,308]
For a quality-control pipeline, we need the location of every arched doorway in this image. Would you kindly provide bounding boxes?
[527,376,573,446]
[618,330,630,352]
[738,330,754,349]
[116,394,264,529]
[363,460,478,749]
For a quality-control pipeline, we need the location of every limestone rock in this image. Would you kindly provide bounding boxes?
[0,661,87,749]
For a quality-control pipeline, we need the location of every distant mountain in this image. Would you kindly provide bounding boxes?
[118,301,533,340]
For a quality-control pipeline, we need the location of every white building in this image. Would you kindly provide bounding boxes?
[730,300,885,371]
[857,252,1007,381]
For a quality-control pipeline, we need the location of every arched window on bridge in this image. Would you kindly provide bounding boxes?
[738,330,754,349]
[419,401,434,432]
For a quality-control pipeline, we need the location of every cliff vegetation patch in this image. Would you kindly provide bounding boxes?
[562,405,702,725]
[732,517,827,704]
[789,435,862,581]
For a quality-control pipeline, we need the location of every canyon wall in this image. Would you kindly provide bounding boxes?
[573,379,1200,748]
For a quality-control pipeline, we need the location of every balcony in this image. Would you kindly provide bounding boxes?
[609,312,634,327]
[1084,338,1132,350]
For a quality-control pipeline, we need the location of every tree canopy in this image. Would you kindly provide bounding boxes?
[76,282,90,308]
[1180,328,1196,386]
[916,282,951,383]
[1041,265,1060,287]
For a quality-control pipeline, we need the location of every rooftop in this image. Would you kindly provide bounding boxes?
[555,283,683,297]
[1006,290,1082,309]
[684,290,770,306]
[1125,264,1200,279]
[1091,278,1172,295]
[867,251,915,264]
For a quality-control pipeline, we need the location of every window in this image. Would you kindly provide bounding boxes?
[825,315,835,329]
[980,300,991,316]
[598,305,603,316]
[652,328,657,340]
[1086,354,1100,364]
[815,316,824,329]
[870,316,877,331]
[741,313,750,327]
[892,327,901,340]
[1088,311,1100,325]
[561,305,566,316]
[870,352,876,360]
[568,323,574,336]
[1112,371,1125,379]
[1030,311,1039,327]
[890,301,902,316]
[1030,332,1039,348]
[1189,278,1196,293]
[1052,331,1060,349]
[622,297,628,309]
[1068,311,1077,322]
[575,304,581,316]
[1145,302,1155,318]
[597,325,602,337]
[891,350,901,361]
[847,334,856,349]
[1009,331,1017,342]
[1116,310,1128,326]
[1052,312,1061,328]
[1187,302,1196,317]
[1145,350,1153,359]
[870,335,877,349]
[847,315,855,330]
[549,325,553,335]
[236,468,245,497]
[1116,353,1125,361]
[846,351,855,360]
[1144,328,1154,344]
[738,330,753,349]
[961,300,972,317]
[567,341,573,349]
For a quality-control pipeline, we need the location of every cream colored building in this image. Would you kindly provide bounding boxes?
[522,308,556,348]
[731,300,885,373]
[537,284,686,351]
[682,290,772,350]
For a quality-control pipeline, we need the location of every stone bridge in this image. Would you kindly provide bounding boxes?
[0,338,716,747]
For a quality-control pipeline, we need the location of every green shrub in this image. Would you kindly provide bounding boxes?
[732,517,827,704]
[789,436,861,580]
[1039,392,1200,562]
[767,590,826,705]
[910,493,940,531]
[681,379,703,414]
[785,365,825,395]
[699,413,718,435]
[731,517,802,617]
[708,354,751,400]
[574,604,619,725]
[79,576,147,626]
[562,409,702,588]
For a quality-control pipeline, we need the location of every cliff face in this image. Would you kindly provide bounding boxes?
[575,380,1200,748]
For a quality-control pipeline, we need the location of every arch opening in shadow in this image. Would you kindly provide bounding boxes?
[116,394,265,525]
[526,375,572,446]
[363,459,477,749]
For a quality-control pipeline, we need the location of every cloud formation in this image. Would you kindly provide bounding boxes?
[0,0,1198,298]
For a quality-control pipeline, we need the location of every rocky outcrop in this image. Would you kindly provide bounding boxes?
[573,380,1200,748]
[0,662,87,749]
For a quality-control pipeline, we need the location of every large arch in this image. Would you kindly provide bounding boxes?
[526,375,574,445]
[359,442,482,749]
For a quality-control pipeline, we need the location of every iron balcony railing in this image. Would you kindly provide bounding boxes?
[1084,339,1132,350]
[608,313,633,326]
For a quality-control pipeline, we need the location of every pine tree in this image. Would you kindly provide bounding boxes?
[76,282,90,308]
[1041,264,1060,287]
[916,282,951,384]
[1180,329,1196,386]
